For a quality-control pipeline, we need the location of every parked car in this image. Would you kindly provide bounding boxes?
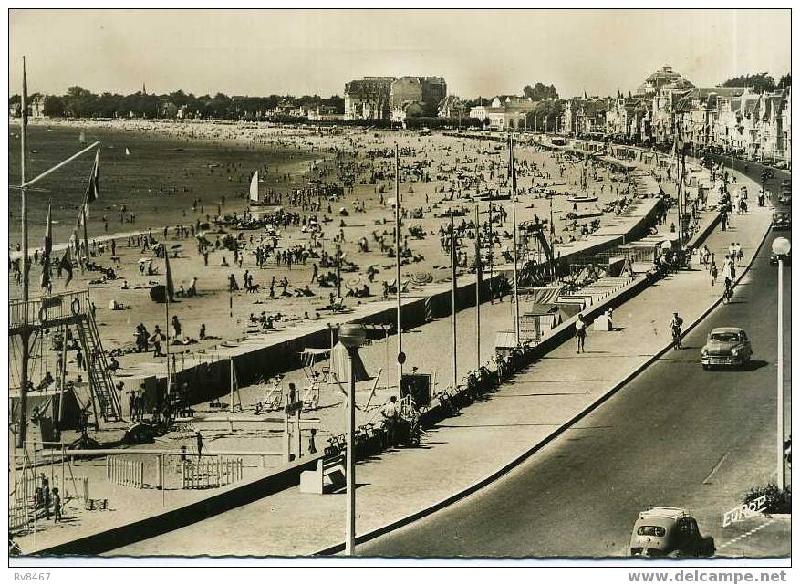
[770,249,791,266]
[772,211,791,231]
[778,192,792,206]
[630,507,714,558]
[701,327,753,369]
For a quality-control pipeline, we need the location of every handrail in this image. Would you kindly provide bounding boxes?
[9,288,90,330]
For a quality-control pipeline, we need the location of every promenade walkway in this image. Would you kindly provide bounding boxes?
[106,186,772,557]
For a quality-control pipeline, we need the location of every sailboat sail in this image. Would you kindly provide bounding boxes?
[249,171,259,203]
[125,148,131,156]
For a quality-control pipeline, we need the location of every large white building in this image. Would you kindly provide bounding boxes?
[469,96,535,131]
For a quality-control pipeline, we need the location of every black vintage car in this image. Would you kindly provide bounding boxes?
[772,211,792,231]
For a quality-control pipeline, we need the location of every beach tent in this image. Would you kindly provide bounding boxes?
[330,341,371,385]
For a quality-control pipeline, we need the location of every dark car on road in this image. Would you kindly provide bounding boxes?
[772,211,791,231]
[701,327,753,369]
[630,507,714,558]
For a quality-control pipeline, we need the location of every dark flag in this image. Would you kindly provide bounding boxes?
[163,244,175,300]
[79,203,89,262]
[85,149,100,203]
[40,201,53,289]
[60,248,73,288]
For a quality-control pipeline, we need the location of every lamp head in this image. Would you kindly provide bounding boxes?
[338,323,366,350]
[772,237,791,257]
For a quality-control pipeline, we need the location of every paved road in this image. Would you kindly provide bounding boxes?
[359,232,791,558]
[702,153,791,213]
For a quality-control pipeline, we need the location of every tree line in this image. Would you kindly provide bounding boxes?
[9,86,346,120]
[721,72,791,94]
[9,73,789,121]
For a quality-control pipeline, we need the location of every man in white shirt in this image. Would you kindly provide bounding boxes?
[575,314,587,353]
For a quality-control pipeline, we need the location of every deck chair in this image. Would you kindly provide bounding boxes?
[264,382,284,411]
[302,381,320,411]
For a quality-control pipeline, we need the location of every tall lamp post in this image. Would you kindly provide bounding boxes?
[338,323,366,556]
[772,236,790,491]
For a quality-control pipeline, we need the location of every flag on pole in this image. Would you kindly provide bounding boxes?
[40,201,53,289]
[81,205,89,261]
[84,149,100,203]
[60,248,73,288]
[163,244,175,300]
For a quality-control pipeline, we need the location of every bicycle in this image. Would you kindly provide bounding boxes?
[722,278,733,304]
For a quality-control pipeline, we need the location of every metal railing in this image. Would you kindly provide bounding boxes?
[9,289,91,332]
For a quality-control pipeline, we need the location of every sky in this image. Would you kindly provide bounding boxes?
[9,8,792,99]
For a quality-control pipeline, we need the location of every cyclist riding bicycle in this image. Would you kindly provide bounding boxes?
[723,276,734,304]
[670,312,684,349]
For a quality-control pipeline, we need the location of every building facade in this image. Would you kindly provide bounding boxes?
[469,96,535,131]
[345,76,447,121]
[344,77,394,120]
[600,65,792,162]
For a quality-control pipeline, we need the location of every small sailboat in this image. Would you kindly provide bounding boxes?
[79,130,86,144]
[249,171,261,204]
[125,148,131,156]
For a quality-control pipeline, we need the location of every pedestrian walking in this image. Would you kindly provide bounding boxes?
[381,396,400,447]
[575,314,587,353]
[710,261,718,287]
[670,312,684,350]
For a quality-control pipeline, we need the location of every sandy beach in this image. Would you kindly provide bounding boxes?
[9,119,674,393]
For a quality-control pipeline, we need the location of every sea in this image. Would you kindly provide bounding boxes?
[7,123,318,249]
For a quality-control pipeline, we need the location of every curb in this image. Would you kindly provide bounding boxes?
[315,216,772,556]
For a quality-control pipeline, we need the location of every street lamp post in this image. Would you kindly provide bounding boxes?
[338,323,366,556]
[772,236,790,491]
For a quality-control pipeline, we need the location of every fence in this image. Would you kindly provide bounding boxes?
[9,288,90,333]
[8,470,42,530]
[9,470,90,531]
[106,456,145,488]
[181,456,244,490]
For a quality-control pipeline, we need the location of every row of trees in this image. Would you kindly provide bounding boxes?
[10,73,790,121]
[721,72,791,94]
[9,87,346,120]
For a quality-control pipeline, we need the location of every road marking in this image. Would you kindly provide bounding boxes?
[718,518,775,550]
[702,451,729,485]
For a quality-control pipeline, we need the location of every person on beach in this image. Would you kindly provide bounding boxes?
[52,488,61,523]
[196,431,204,460]
[171,315,182,340]
[151,325,165,357]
